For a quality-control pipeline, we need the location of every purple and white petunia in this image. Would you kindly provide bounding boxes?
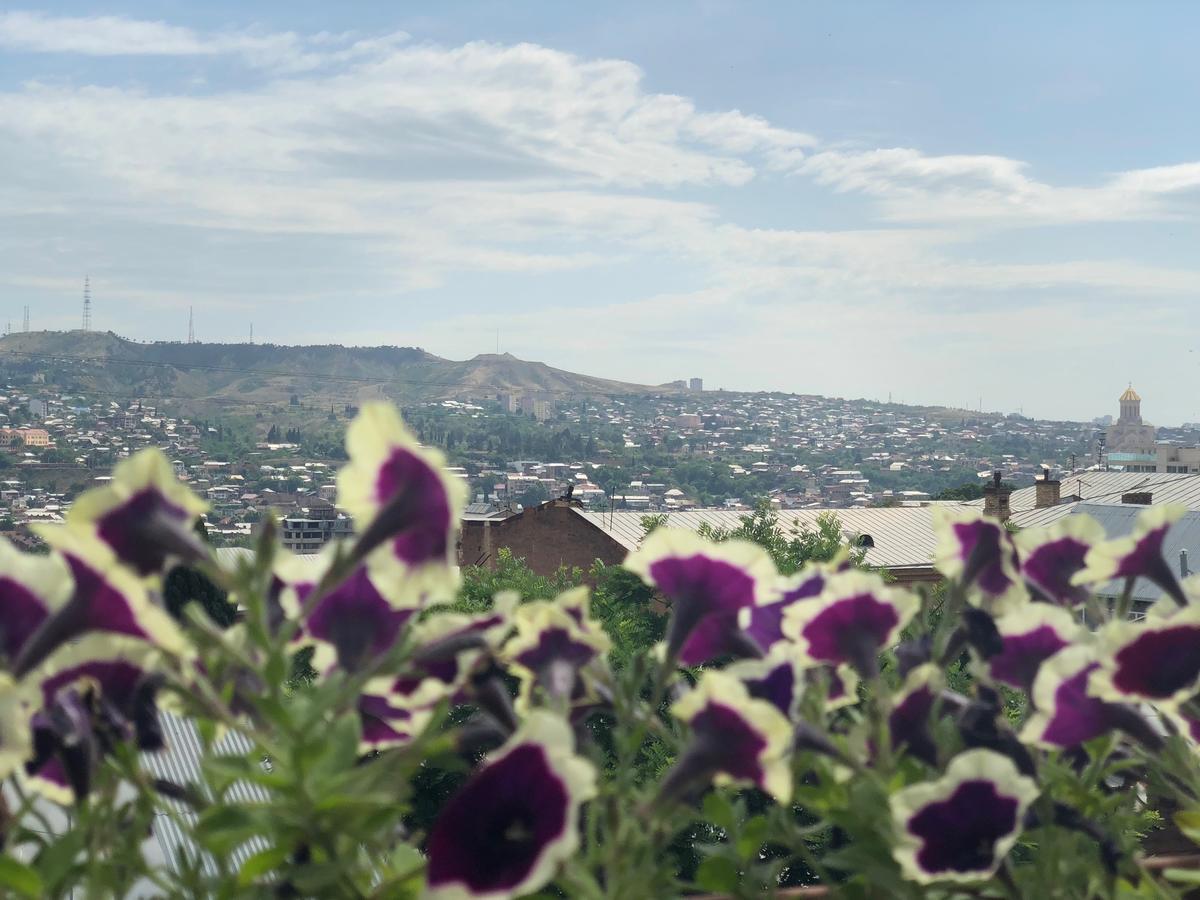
[336,404,466,604]
[725,651,806,720]
[890,749,1039,883]
[357,678,436,752]
[43,448,209,579]
[12,528,188,677]
[932,509,1028,614]
[425,711,597,900]
[1015,516,1106,607]
[889,664,942,766]
[1089,604,1200,707]
[1020,646,1151,750]
[503,590,611,705]
[987,604,1084,692]
[274,548,422,674]
[782,571,919,677]
[661,670,793,804]
[624,528,779,666]
[24,635,166,803]
[739,558,848,655]
[1073,504,1189,606]
[0,537,73,667]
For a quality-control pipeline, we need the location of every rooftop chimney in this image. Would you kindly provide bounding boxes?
[982,470,1012,522]
[1034,467,1061,509]
[1122,491,1153,506]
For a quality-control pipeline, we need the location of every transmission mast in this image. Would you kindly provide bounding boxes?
[82,277,92,332]
[23,305,30,332]
[188,306,195,344]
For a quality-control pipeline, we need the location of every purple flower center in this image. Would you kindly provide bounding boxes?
[1022,537,1090,606]
[514,628,598,672]
[689,702,769,785]
[908,780,1019,876]
[64,555,152,642]
[649,555,757,665]
[96,487,188,576]
[41,660,144,711]
[1111,626,1200,699]
[955,521,1017,598]
[1040,663,1116,747]
[989,627,1070,690]
[743,665,796,715]
[0,577,50,662]
[890,685,936,763]
[304,567,415,671]
[374,446,452,566]
[800,593,899,668]
[426,744,569,894]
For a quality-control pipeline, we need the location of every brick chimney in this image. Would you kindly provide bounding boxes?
[982,470,1012,522]
[1034,468,1061,509]
[1121,491,1153,505]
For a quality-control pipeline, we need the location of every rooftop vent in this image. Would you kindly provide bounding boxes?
[1121,492,1153,505]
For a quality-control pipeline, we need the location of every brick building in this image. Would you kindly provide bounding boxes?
[458,498,625,577]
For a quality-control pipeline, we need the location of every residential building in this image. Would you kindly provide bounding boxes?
[280,501,354,554]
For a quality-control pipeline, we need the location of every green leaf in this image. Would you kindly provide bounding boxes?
[195,805,271,856]
[695,856,740,893]
[1176,810,1200,846]
[1164,868,1200,885]
[237,846,291,886]
[736,815,769,861]
[0,857,44,899]
[701,791,735,832]
[36,830,85,890]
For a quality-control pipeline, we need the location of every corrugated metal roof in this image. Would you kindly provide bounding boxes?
[140,711,273,878]
[574,506,943,570]
[975,472,1200,512]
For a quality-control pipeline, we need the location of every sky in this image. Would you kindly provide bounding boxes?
[1,2,1199,424]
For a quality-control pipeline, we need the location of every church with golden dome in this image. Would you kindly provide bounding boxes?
[1105,385,1157,453]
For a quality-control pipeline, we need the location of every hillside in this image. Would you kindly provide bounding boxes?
[0,331,664,409]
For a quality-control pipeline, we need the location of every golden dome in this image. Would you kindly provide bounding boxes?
[1120,386,1141,402]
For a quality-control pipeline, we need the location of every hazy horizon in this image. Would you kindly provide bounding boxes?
[3,3,1199,423]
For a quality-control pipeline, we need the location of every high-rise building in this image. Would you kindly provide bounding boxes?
[689,377,703,392]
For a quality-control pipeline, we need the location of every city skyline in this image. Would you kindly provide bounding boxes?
[3,3,1200,422]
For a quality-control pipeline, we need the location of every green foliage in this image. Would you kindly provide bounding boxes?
[694,499,862,575]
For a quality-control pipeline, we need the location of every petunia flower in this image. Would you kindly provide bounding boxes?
[782,571,919,677]
[624,528,779,666]
[0,537,74,667]
[13,530,188,677]
[987,604,1085,692]
[889,664,942,766]
[357,679,435,752]
[503,593,611,704]
[0,673,34,781]
[890,748,1039,884]
[819,663,861,711]
[739,559,847,654]
[725,651,806,719]
[24,635,166,803]
[390,597,517,712]
[660,670,793,804]
[1015,516,1105,607]
[1020,646,1159,751]
[932,509,1027,614]
[1073,505,1189,606]
[274,548,422,674]
[425,711,597,900]
[335,404,466,603]
[43,448,209,579]
[1089,604,1200,707]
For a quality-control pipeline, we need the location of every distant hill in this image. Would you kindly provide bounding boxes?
[0,330,666,409]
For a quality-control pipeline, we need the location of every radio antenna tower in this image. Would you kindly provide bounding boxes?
[188,306,195,344]
[82,276,92,332]
[23,305,30,332]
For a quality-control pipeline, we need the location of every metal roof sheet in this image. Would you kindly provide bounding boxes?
[574,506,943,570]
[975,472,1200,512]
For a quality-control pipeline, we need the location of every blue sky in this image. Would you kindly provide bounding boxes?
[2,3,1199,423]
